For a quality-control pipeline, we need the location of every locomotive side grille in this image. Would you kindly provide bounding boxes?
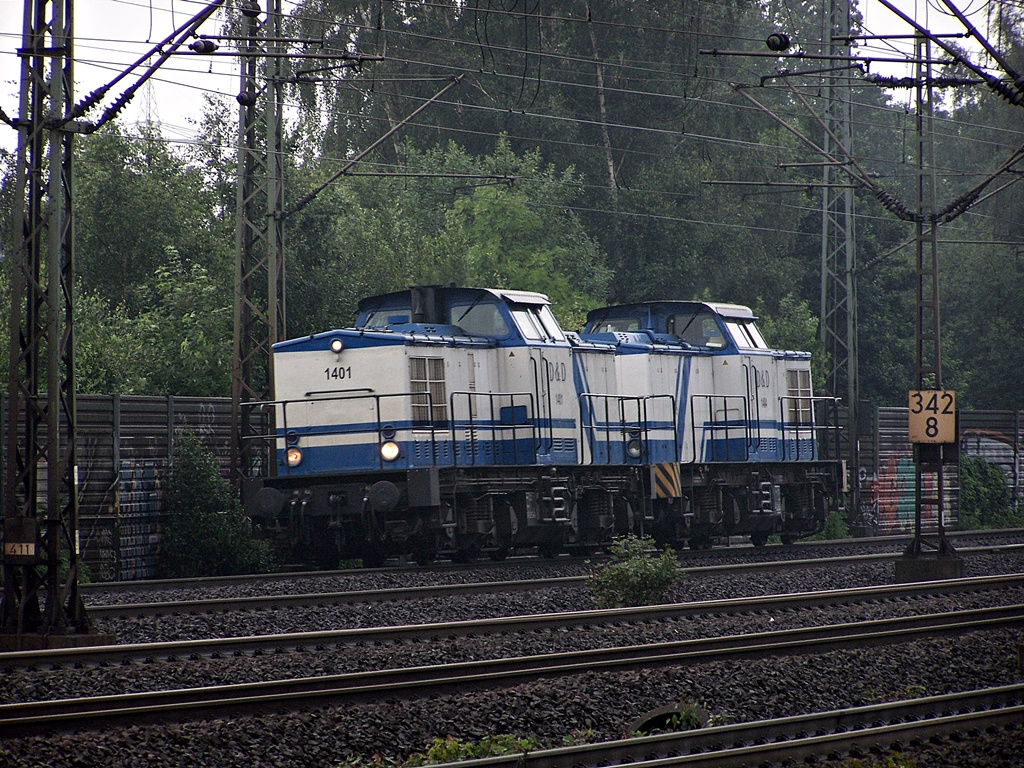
[786,369,813,426]
[410,356,448,427]
[414,440,452,462]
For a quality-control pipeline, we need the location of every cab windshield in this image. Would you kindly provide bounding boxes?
[510,304,564,342]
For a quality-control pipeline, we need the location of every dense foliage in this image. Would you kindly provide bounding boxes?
[958,456,1018,530]
[158,431,274,578]
[586,535,685,609]
[1,0,1023,411]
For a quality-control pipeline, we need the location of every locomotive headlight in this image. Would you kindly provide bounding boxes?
[330,338,344,354]
[626,438,643,459]
[380,441,400,462]
[286,447,303,467]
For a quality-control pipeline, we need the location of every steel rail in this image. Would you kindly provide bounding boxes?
[84,543,1024,618]
[2,605,1023,737]
[78,528,1024,597]
[420,684,1024,768]
[5,573,1024,669]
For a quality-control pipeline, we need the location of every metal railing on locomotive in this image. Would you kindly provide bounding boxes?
[242,390,549,475]
[448,390,538,467]
[578,393,679,466]
[688,394,749,462]
[779,396,843,462]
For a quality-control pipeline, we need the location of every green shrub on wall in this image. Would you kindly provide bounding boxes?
[959,455,1018,529]
[158,431,274,577]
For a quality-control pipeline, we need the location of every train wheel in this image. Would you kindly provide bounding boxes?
[361,546,387,568]
[537,543,562,559]
[488,547,509,561]
[750,532,769,548]
[413,547,435,566]
[688,526,713,550]
[452,546,479,564]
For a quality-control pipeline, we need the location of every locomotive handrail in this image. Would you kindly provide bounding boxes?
[528,354,555,455]
[779,395,842,461]
[688,394,750,463]
[578,393,677,466]
[742,362,764,452]
[239,391,450,474]
[449,390,537,467]
[303,387,374,398]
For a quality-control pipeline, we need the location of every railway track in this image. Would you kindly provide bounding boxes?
[3,604,1021,738]
[81,542,1024,619]
[419,684,1024,768]
[5,573,1024,670]
[79,528,1024,604]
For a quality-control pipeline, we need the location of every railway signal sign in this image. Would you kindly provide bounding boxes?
[908,390,956,444]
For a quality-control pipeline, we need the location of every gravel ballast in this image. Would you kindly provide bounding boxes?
[2,552,1023,767]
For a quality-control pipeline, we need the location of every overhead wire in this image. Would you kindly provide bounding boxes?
[8,0,1024,243]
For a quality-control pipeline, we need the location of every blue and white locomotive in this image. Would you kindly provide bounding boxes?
[242,285,843,567]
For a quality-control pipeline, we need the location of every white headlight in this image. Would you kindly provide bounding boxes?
[286,447,303,467]
[330,338,344,353]
[626,439,642,459]
[380,441,400,461]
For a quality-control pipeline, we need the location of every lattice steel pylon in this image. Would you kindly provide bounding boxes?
[231,0,286,483]
[1,0,90,647]
[819,0,859,518]
[907,34,956,557]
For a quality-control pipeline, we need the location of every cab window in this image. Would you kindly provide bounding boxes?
[452,302,509,337]
[362,310,411,328]
[676,312,724,347]
[511,307,545,340]
[726,320,768,350]
[536,306,566,341]
[590,317,640,333]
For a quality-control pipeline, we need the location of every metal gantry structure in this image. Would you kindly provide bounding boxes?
[231,0,287,484]
[1,0,88,648]
[818,0,859,521]
[906,34,957,558]
[1,0,225,647]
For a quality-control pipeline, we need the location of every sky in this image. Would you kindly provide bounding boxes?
[1,0,240,152]
[0,0,1004,155]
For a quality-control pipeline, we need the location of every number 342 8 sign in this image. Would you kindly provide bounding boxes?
[908,390,957,444]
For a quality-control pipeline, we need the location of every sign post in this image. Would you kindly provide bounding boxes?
[897,389,962,582]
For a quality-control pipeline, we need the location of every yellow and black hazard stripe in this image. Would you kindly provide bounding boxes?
[652,462,682,499]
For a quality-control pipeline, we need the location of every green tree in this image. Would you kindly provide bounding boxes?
[73,125,230,314]
[159,431,274,578]
[73,248,233,396]
[74,288,149,395]
[284,137,610,333]
[141,252,233,397]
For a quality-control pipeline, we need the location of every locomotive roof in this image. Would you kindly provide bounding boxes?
[357,285,550,313]
[584,300,756,323]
